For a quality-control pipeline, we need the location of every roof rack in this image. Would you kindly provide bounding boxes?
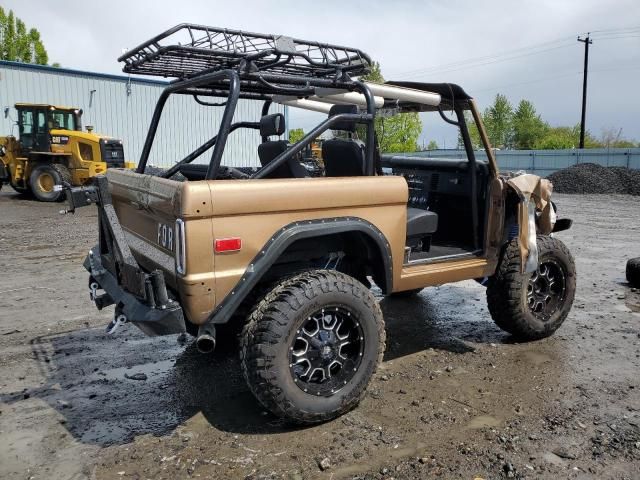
[118,24,372,80]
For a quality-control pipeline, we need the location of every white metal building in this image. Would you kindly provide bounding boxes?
[0,60,285,168]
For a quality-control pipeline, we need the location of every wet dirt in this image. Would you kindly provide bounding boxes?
[0,190,639,479]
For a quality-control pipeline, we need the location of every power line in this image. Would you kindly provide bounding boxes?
[389,27,640,80]
[590,64,640,73]
[588,26,640,34]
[466,64,639,96]
[592,34,640,41]
[389,35,575,77]
[400,43,576,79]
[471,71,582,94]
[590,28,640,38]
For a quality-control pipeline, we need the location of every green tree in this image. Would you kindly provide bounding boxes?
[463,92,635,150]
[534,124,601,150]
[358,61,423,153]
[376,110,422,153]
[483,94,513,149]
[460,111,484,149]
[534,126,576,149]
[363,60,384,83]
[0,7,49,64]
[512,100,548,149]
[288,128,305,143]
[426,140,438,150]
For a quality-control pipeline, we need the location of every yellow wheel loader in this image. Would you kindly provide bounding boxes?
[0,103,134,201]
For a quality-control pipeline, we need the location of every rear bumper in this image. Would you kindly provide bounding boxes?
[84,248,186,336]
[68,176,185,337]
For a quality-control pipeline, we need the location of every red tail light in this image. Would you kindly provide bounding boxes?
[215,237,242,253]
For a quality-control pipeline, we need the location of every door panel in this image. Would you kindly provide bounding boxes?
[18,108,50,152]
[34,110,50,152]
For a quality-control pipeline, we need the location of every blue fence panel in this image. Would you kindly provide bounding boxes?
[401,148,640,176]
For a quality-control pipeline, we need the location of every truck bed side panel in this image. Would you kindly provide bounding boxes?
[207,176,409,321]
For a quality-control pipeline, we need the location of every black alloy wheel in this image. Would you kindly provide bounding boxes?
[289,306,364,397]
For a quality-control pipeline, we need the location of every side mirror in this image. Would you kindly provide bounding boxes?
[3,107,8,119]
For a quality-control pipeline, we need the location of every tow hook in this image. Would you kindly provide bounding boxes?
[89,281,99,301]
[106,313,128,335]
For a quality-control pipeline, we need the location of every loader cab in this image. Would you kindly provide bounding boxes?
[15,104,82,153]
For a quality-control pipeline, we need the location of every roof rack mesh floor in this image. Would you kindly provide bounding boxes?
[119,24,372,79]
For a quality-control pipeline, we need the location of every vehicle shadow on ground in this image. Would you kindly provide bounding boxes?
[381,283,509,361]
[0,284,509,446]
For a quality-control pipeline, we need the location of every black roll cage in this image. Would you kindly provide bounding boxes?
[135,70,379,180]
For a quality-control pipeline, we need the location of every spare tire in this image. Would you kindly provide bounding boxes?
[627,258,640,287]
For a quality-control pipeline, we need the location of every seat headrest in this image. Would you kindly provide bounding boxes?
[329,104,358,132]
[260,113,285,137]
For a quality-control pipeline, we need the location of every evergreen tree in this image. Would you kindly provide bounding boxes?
[0,8,50,65]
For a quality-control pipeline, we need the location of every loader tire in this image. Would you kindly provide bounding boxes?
[487,235,576,341]
[29,164,71,202]
[627,257,640,287]
[240,270,385,424]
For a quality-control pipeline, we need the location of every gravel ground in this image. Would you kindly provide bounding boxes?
[0,190,639,480]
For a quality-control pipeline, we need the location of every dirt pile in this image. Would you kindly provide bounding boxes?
[547,163,640,195]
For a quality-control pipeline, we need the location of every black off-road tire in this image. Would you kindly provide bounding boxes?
[29,164,71,202]
[627,257,640,287]
[240,270,385,424]
[487,235,576,340]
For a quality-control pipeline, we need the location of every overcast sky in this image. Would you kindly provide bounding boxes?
[6,0,640,147]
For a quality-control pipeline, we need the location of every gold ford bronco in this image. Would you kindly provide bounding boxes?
[64,24,576,424]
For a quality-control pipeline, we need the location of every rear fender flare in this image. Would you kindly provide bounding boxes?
[208,217,393,325]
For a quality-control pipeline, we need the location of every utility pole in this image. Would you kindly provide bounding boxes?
[577,34,593,149]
